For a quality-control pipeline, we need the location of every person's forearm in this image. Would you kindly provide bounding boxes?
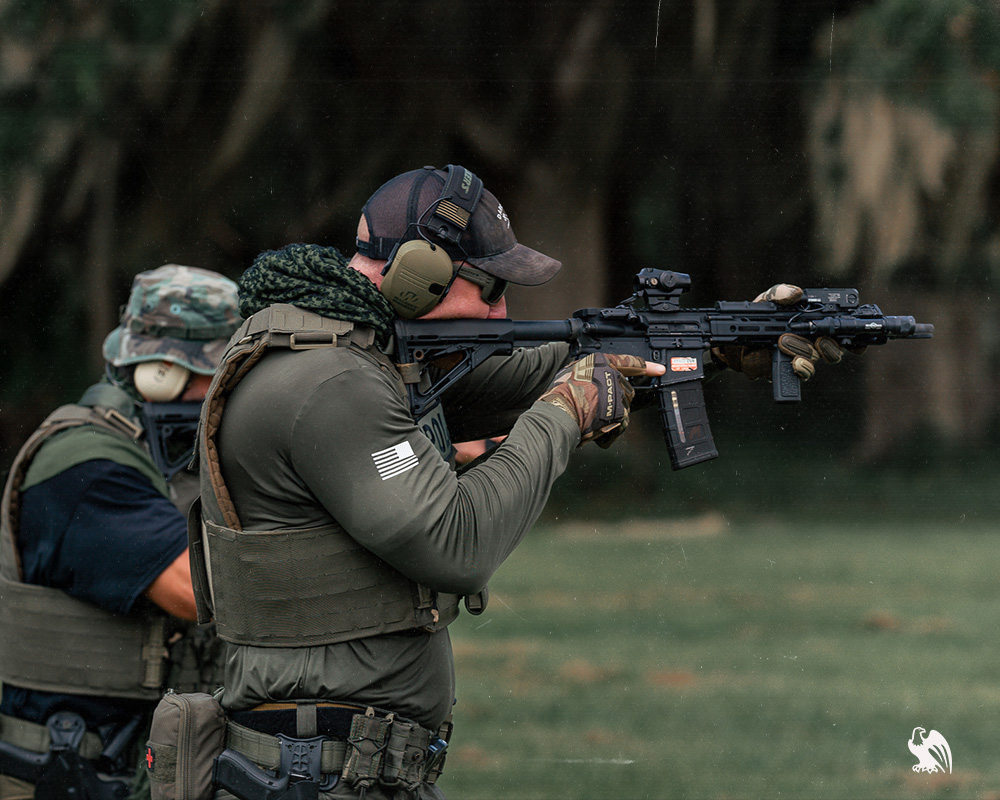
[377,402,579,594]
[441,342,570,441]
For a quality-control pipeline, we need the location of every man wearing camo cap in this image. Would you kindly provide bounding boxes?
[0,264,240,799]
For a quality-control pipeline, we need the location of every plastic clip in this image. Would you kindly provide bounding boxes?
[47,713,86,754]
[278,734,321,783]
[423,737,449,783]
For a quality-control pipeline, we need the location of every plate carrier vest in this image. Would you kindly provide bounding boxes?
[0,384,172,700]
[193,305,464,647]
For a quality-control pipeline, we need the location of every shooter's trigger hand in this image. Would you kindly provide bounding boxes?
[540,353,654,448]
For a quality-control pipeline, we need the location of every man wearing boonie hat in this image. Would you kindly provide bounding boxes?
[0,264,240,799]
[193,165,663,800]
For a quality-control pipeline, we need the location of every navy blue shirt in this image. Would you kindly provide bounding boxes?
[0,459,188,733]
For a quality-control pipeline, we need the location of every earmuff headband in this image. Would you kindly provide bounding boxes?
[357,165,484,260]
[371,165,492,318]
[425,165,483,245]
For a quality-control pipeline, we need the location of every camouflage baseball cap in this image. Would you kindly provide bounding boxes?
[102,264,241,374]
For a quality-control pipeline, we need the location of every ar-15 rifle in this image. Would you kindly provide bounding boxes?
[394,269,934,470]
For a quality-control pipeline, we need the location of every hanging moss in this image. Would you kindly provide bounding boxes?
[831,0,1000,130]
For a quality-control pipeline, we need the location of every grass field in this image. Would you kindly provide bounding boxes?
[444,519,1000,800]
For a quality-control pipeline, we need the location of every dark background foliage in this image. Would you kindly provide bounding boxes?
[2,0,998,504]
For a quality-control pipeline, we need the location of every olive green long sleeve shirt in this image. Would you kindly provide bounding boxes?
[215,340,576,728]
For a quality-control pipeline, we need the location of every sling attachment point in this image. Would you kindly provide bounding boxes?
[99,407,143,440]
[397,362,422,385]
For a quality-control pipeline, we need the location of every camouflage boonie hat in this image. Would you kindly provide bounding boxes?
[102,265,241,374]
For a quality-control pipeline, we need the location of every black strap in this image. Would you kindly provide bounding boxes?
[187,496,215,625]
[425,164,483,245]
[229,704,368,740]
[356,164,484,259]
[355,235,397,261]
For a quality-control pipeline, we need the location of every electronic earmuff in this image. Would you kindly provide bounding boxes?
[133,360,191,402]
[377,165,485,319]
[379,240,456,318]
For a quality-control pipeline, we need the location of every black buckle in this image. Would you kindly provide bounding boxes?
[47,711,86,754]
[277,733,337,791]
[0,713,86,787]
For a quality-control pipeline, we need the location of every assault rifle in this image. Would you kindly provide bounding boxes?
[394,269,933,470]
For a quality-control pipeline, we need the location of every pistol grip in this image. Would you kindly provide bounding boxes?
[771,349,801,403]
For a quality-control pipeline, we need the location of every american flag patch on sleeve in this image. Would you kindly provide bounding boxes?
[372,441,419,480]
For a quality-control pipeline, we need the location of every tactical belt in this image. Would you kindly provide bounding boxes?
[0,711,140,797]
[216,702,449,795]
[0,713,104,761]
[0,578,168,699]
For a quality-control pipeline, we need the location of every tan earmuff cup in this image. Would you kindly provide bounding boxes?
[380,240,456,319]
[133,360,191,402]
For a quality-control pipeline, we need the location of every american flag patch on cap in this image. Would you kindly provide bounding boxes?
[372,441,419,480]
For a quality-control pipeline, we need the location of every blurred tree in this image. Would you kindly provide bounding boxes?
[806,0,1000,459]
[0,0,937,472]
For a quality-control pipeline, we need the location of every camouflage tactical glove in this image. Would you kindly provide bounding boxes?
[540,353,647,448]
[711,284,847,381]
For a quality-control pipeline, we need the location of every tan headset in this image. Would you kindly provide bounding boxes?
[133,360,191,402]
[379,240,456,318]
[376,165,485,319]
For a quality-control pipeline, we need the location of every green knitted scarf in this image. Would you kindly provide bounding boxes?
[238,244,395,347]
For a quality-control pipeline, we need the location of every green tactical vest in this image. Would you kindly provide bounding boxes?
[0,384,172,700]
[193,304,463,647]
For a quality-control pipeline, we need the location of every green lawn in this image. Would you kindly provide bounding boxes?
[444,520,1000,799]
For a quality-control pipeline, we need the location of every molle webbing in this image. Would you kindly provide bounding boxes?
[0,396,171,699]
[203,520,441,646]
[0,582,167,699]
[197,305,460,646]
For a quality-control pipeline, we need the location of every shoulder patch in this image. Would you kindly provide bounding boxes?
[372,441,419,480]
